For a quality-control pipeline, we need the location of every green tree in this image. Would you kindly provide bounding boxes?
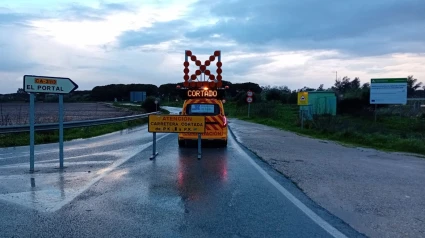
[265,88,281,101]
[351,77,361,90]
[407,75,422,97]
[142,96,159,113]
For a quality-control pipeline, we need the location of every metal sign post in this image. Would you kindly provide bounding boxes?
[148,115,205,160]
[197,133,202,160]
[374,104,377,123]
[301,110,304,129]
[297,91,309,129]
[150,132,158,160]
[59,94,64,168]
[246,92,253,118]
[24,75,78,172]
[29,93,35,172]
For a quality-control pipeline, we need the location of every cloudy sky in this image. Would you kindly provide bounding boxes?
[1,0,424,94]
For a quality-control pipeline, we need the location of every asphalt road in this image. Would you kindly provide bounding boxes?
[0,108,365,238]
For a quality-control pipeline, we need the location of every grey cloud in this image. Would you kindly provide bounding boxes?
[0,12,41,26]
[59,2,135,21]
[1,2,135,26]
[118,20,190,48]
[0,44,39,72]
[184,0,425,56]
[0,61,38,72]
[224,57,275,76]
[167,41,243,55]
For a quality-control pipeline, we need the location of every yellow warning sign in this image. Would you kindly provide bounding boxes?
[148,115,205,133]
[297,92,309,105]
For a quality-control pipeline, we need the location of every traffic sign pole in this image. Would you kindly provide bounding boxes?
[23,75,78,172]
[59,94,64,169]
[301,110,304,129]
[150,132,159,160]
[374,104,377,123]
[29,93,35,173]
[246,91,253,118]
[197,133,202,160]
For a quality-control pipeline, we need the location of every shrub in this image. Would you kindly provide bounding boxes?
[265,88,281,101]
[142,96,159,113]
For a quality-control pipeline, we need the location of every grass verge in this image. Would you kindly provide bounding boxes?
[0,108,171,148]
[112,102,146,112]
[112,102,170,114]
[224,102,425,155]
[161,101,184,107]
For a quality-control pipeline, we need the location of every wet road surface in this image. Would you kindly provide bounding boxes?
[0,114,364,237]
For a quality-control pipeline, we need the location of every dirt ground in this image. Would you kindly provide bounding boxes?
[0,102,138,126]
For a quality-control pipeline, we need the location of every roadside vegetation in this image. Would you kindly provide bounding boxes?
[0,98,169,148]
[224,76,425,155]
[0,119,148,147]
[1,76,424,153]
[161,100,184,107]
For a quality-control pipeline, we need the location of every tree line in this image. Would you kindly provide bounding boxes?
[1,76,423,105]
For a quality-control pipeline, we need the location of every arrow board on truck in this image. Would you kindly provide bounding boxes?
[24,75,78,94]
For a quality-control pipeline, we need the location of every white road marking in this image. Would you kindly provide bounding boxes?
[0,149,129,167]
[0,125,150,160]
[0,133,170,213]
[230,134,348,238]
[50,133,170,212]
[0,161,112,169]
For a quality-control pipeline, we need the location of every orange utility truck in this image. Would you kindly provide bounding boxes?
[177,50,228,147]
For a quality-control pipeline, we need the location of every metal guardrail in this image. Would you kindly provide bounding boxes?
[0,112,159,134]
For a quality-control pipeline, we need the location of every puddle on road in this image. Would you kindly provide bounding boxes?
[0,171,92,212]
[0,136,169,213]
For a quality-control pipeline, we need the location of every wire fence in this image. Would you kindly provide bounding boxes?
[378,98,425,117]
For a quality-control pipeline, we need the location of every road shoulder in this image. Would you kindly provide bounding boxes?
[229,118,425,238]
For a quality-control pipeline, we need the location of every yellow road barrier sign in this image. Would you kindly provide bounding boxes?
[148,115,205,133]
[297,92,309,105]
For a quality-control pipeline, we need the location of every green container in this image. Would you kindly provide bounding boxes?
[300,91,337,120]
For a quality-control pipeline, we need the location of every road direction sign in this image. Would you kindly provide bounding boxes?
[23,75,78,94]
[246,97,253,103]
[247,90,253,97]
[370,78,407,104]
[297,92,309,105]
[148,115,205,133]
